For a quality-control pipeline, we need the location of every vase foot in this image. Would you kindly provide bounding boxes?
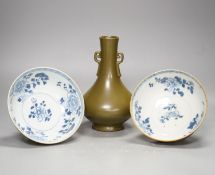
[92,123,124,132]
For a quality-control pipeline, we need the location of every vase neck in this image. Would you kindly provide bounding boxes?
[97,36,120,78]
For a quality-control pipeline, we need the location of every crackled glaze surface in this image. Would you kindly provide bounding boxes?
[131,70,207,142]
[8,67,84,144]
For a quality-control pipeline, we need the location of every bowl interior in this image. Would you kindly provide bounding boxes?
[131,70,207,142]
[8,68,84,144]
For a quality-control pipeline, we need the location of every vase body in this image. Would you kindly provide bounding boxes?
[84,36,131,132]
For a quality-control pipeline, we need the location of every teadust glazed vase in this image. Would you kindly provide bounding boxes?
[84,36,131,132]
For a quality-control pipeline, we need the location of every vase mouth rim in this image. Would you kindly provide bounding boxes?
[100,36,119,40]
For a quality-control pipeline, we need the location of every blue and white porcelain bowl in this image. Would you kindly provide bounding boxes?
[130,70,207,142]
[8,67,84,144]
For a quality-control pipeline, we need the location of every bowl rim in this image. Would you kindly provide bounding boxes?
[130,69,208,142]
[7,66,85,144]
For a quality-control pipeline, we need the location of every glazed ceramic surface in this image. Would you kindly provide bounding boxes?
[84,36,131,132]
[130,70,207,142]
[8,67,84,144]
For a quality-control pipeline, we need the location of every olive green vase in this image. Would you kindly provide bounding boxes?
[84,36,131,132]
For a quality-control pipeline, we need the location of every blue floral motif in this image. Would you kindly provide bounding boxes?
[17,123,48,141]
[9,68,84,143]
[28,98,52,122]
[134,101,142,121]
[14,80,27,93]
[25,126,34,135]
[56,82,81,135]
[67,94,79,114]
[155,76,194,97]
[13,72,49,102]
[59,118,75,134]
[134,101,154,135]
[57,82,81,116]
[160,104,183,123]
[31,72,49,88]
[187,114,199,129]
[142,117,154,135]
[149,83,153,87]
[13,73,32,96]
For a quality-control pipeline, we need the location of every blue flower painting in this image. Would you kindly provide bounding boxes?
[155,76,194,97]
[160,104,183,123]
[57,81,81,116]
[134,101,154,135]
[14,80,27,93]
[59,118,75,134]
[187,114,199,130]
[28,98,52,122]
[14,72,49,102]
